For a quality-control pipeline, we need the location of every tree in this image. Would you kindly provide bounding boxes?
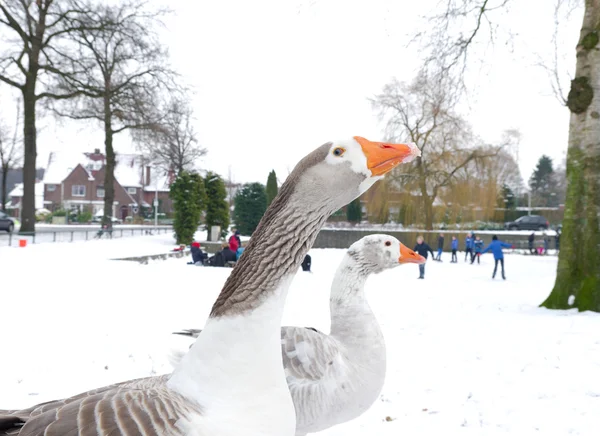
[204,171,229,240]
[529,155,557,207]
[169,171,206,245]
[417,0,600,310]
[542,2,600,311]
[138,97,206,175]
[266,170,278,206]
[346,198,362,223]
[233,183,267,236]
[48,1,176,228]
[0,104,22,212]
[497,184,516,209]
[371,71,497,229]
[0,0,98,232]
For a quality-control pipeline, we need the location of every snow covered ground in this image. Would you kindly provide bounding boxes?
[1,236,599,435]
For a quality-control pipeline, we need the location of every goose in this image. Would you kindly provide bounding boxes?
[0,137,420,436]
[171,234,426,435]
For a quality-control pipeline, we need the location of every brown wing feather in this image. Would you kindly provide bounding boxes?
[0,375,202,436]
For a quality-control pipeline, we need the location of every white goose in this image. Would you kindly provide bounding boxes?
[172,234,426,435]
[0,137,420,436]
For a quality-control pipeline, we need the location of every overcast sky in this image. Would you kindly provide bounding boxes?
[1,0,582,186]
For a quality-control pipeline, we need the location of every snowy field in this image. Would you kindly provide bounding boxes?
[1,236,599,435]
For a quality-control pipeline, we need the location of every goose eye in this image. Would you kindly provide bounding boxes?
[385,241,391,246]
[332,147,345,157]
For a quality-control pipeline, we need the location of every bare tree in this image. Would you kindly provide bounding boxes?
[370,71,497,229]
[414,0,511,86]
[0,102,22,212]
[418,0,600,310]
[138,97,206,175]
[48,0,177,228]
[0,0,97,232]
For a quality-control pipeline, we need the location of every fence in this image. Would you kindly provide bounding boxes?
[0,226,173,247]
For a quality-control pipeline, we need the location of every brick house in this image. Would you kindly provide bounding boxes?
[6,181,44,218]
[42,149,174,220]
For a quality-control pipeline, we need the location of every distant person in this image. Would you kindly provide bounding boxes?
[464,232,473,262]
[228,231,240,252]
[450,236,458,263]
[236,246,245,261]
[435,233,444,261]
[481,235,514,280]
[414,236,435,279]
[555,227,561,251]
[471,236,484,264]
[301,254,312,272]
[528,232,535,255]
[209,243,237,267]
[188,241,207,266]
[543,233,550,255]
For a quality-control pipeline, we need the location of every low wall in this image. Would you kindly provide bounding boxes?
[113,249,190,265]
[313,229,559,251]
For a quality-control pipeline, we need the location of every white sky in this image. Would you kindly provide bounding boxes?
[0,0,582,185]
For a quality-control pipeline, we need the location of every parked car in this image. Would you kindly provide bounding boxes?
[0,211,17,233]
[504,215,549,231]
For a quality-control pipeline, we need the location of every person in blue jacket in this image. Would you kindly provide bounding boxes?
[471,236,484,264]
[450,236,458,263]
[464,233,473,262]
[481,235,514,279]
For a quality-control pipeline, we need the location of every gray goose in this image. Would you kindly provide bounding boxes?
[0,137,420,436]
[171,235,426,435]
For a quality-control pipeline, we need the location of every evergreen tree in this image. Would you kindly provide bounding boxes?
[498,184,516,209]
[529,155,557,207]
[233,183,267,235]
[204,172,230,239]
[346,198,362,223]
[169,171,206,245]
[266,170,278,206]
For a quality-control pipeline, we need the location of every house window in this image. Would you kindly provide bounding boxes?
[127,187,137,194]
[72,185,86,197]
[47,184,56,192]
[97,187,105,198]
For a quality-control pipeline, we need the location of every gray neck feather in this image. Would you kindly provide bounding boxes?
[210,142,358,318]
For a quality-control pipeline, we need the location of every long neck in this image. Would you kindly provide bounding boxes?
[329,254,379,342]
[210,187,332,318]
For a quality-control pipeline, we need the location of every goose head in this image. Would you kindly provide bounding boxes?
[285,137,420,214]
[347,234,426,275]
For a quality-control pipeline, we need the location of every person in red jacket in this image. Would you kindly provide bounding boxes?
[228,231,240,252]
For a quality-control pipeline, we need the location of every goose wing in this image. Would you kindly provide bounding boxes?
[0,375,202,436]
[280,326,348,388]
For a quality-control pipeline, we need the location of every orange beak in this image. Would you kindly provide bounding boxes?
[354,136,421,177]
[399,243,426,264]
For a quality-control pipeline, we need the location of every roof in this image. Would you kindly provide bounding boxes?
[114,154,143,188]
[143,167,171,193]
[43,151,90,185]
[8,182,45,209]
[43,150,171,191]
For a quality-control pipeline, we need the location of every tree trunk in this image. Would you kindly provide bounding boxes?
[1,165,7,212]
[423,197,434,230]
[541,3,600,311]
[20,84,37,233]
[103,95,116,229]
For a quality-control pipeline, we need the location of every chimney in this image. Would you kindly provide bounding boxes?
[94,148,100,155]
[145,166,151,187]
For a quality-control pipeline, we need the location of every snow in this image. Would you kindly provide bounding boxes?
[42,151,89,185]
[1,238,599,435]
[113,154,143,188]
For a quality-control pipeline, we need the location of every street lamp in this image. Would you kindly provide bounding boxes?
[154,166,158,232]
